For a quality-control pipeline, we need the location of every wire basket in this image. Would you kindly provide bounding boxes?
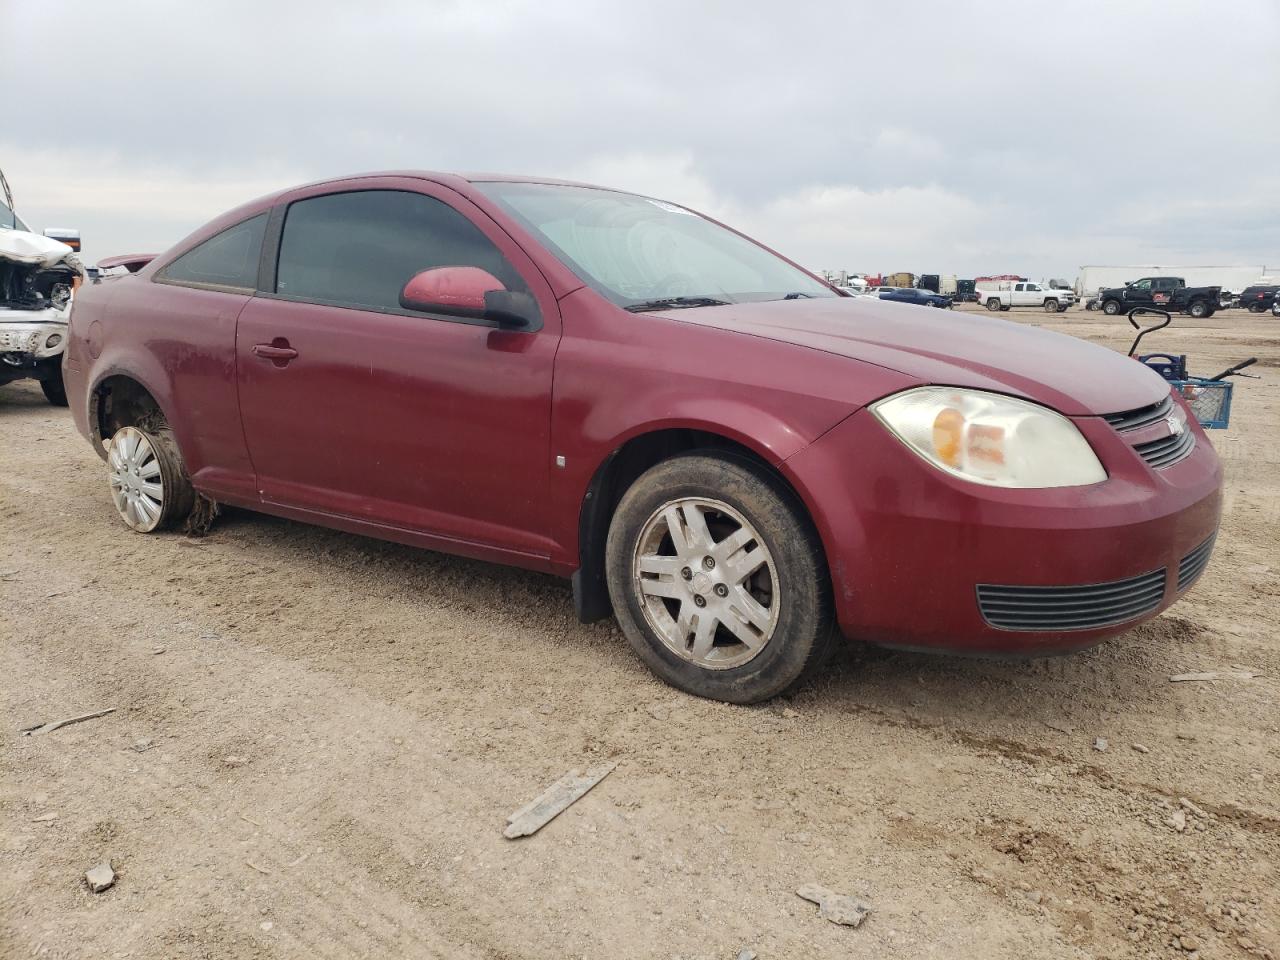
[1171,378,1233,429]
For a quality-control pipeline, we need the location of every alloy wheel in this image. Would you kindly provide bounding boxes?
[108,427,165,532]
[632,497,779,670]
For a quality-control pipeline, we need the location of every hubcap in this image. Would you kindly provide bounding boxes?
[632,497,779,670]
[108,427,164,532]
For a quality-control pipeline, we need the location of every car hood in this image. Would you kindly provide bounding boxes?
[658,297,1170,416]
[0,228,73,266]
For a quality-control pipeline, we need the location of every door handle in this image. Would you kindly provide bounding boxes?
[252,342,298,362]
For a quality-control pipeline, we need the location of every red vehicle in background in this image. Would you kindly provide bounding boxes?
[64,172,1222,702]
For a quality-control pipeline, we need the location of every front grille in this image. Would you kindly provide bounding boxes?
[1100,394,1196,469]
[977,569,1166,631]
[1132,428,1195,469]
[1177,535,1216,591]
[1103,395,1174,432]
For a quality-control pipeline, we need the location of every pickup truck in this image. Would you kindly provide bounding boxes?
[977,281,1076,313]
[1098,277,1221,318]
[1,169,83,405]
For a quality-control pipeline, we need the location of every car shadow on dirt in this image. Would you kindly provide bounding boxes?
[204,504,1205,737]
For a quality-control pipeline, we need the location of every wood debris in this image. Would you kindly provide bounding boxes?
[1169,671,1258,683]
[21,707,117,736]
[503,761,617,839]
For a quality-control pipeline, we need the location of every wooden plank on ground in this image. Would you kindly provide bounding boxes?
[503,761,618,839]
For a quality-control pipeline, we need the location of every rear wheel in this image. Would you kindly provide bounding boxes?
[605,454,835,704]
[106,425,196,533]
[40,368,68,406]
[1248,302,1264,313]
[1187,299,1211,319]
[1102,299,1121,315]
[985,298,1002,312]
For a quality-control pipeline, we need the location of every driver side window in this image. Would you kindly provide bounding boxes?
[1131,279,1153,292]
[275,190,528,313]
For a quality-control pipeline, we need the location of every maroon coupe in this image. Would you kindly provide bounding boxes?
[64,172,1222,702]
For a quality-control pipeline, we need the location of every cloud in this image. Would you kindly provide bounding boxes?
[3,0,1277,278]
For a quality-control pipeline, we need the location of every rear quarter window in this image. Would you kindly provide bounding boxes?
[158,214,267,290]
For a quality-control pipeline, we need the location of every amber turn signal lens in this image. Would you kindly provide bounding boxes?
[932,407,964,466]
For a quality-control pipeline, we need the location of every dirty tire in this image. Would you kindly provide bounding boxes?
[1248,302,1264,313]
[985,299,1002,312]
[1043,299,1061,313]
[106,425,196,533]
[40,369,68,406]
[1102,299,1121,315]
[605,453,836,704]
[1187,299,1210,319]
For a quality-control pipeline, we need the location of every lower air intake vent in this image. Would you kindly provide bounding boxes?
[977,569,1167,631]
[1177,535,1216,591]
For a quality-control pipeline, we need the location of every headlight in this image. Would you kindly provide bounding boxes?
[870,386,1107,488]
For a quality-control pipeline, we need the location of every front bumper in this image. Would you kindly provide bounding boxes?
[783,403,1222,654]
[0,312,69,360]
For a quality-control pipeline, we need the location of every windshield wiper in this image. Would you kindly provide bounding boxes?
[625,296,731,313]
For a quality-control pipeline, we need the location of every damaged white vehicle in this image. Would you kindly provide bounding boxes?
[1,170,82,406]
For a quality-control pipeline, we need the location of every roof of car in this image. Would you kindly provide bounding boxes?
[278,170,626,195]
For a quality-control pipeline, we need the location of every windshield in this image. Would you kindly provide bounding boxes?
[0,197,29,232]
[475,182,834,308]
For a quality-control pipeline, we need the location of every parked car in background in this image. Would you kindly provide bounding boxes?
[878,286,952,308]
[1098,277,1221,319]
[0,169,83,405]
[1238,284,1278,313]
[64,171,1222,703]
[978,281,1075,313]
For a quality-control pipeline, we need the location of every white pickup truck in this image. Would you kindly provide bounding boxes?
[1,169,82,405]
[976,281,1076,313]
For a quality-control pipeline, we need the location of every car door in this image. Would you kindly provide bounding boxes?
[234,179,562,561]
[1151,277,1177,306]
[1125,279,1153,307]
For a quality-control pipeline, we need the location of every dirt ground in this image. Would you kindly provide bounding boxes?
[2,307,1277,960]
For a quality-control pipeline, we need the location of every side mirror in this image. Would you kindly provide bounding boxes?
[482,289,539,330]
[44,228,81,252]
[399,266,538,329]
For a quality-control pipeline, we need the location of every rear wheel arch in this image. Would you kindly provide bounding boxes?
[572,427,827,624]
[89,373,175,457]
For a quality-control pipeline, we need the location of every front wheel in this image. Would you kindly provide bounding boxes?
[605,454,835,703]
[106,425,196,533]
[40,368,68,406]
[1102,299,1121,315]
[1043,299,1062,313]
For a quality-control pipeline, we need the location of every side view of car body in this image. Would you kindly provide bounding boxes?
[1237,284,1278,313]
[877,286,952,308]
[64,172,1223,703]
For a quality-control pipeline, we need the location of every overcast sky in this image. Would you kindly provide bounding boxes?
[4,0,1278,280]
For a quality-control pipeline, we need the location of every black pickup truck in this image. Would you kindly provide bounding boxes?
[1099,277,1222,318]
